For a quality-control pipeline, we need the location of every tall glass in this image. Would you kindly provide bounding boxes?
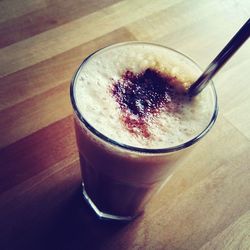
[70,42,218,221]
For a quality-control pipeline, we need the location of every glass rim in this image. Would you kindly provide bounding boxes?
[70,41,218,154]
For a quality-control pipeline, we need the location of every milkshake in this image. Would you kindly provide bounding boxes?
[70,42,217,221]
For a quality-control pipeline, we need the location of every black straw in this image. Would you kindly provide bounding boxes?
[188,18,250,96]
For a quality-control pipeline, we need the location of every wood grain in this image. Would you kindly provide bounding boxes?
[0,0,120,48]
[0,0,46,23]
[0,0,250,249]
[0,28,135,148]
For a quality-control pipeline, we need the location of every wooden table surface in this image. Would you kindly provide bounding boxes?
[0,0,250,249]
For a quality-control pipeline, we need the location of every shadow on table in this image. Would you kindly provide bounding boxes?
[40,186,131,250]
[1,184,140,250]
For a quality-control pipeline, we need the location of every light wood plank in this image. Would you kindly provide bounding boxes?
[216,57,250,140]
[0,115,76,193]
[0,0,182,76]
[0,0,120,48]
[0,28,135,111]
[128,0,248,68]
[200,211,250,250]
[0,82,71,149]
[0,0,46,23]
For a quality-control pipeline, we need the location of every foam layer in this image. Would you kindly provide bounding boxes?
[74,43,215,149]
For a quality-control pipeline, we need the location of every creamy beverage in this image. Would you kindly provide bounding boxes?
[71,42,217,221]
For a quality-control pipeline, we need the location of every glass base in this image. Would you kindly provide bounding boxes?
[81,183,136,222]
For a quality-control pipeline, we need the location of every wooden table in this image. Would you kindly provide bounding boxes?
[0,0,249,249]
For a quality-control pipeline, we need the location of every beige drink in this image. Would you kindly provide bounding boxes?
[70,42,218,221]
